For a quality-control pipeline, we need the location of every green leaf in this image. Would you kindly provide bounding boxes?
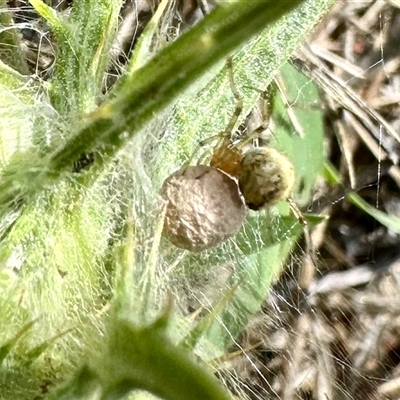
[271,62,326,206]
[50,316,233,400]
[174,60,326,356]
[325,162,400,233]
[0,319,36,363]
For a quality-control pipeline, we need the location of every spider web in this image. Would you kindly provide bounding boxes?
[143,2,400,399]
[205,2,400,399]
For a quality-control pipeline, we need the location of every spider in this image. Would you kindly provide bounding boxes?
[204,58,318,265]
[207,58,296,211]
[162,59,314,254]
[210,58,315,263]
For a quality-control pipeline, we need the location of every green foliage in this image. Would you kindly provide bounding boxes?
[49,315,233,400]
[0,0,334,399]
[271,62,325,206]
[325,161,400,233]
[170,61,326,356]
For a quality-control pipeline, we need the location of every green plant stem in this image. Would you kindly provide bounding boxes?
[0,0,336,213]
[50,317,234,400]
[101,318,233,400]
[49,0,308,171]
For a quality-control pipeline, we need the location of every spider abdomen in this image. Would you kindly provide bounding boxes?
[238,147,295,210]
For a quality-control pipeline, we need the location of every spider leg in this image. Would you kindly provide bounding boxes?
[273,72,306,139]
[190,133,226,166]
[288,198,317,287]
[234,89,273,151]
[222,57,244,137]
[188,58,244,167]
